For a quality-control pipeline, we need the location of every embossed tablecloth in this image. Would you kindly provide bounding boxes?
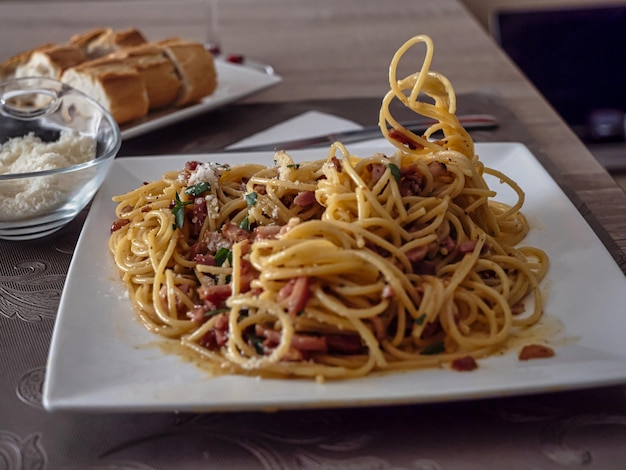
[1,95,625,469]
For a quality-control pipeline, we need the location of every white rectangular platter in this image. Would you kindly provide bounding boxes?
[43,142,626,412]
[120,59,282,140]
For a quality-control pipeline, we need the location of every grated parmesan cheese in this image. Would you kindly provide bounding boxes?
[0,130,97,221]
[0,130,96,174]
[187,162,221,188]
[205,194,220,219]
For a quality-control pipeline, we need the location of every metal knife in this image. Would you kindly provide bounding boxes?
[224,114,499,152]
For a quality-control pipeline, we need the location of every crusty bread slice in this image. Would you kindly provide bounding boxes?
[69,27,109,56]
[84,27,147,59]
[61,57,149,124]
[15,44,87,80]
[157,38,217,106]
[0,43,56,81]
[109,44,181,109]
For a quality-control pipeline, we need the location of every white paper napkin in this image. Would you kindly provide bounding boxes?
[226,110,363,149]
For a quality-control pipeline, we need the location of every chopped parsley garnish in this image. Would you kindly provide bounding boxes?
[239,217,251,231]
[246,328,265,355]
[245,192,258,207]
[387,163,401,182]
[420,341,445,355]
[415,314,427,326]
[185,181,211,197]
[214,247,232,267]
[287,163,300,169]
[171,192,193,229]
[203,307,230,318]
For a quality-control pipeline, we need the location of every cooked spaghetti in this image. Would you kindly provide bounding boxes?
[109,35,549,380]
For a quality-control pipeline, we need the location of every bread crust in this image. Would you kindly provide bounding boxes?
[69,27,108,54]
[0,43,56,80]
[85,27,147,58]
[158,38,217,106]
[109,44,181,109]
[15,45,87,79]
[62,57,149,124]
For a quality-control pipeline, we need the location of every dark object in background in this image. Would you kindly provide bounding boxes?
[492,5,626,143]
[588,108,625,142]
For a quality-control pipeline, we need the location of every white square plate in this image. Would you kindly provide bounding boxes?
[43,143,626,412]
[119,59,282,140]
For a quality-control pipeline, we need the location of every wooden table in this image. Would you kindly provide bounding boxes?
[1,1,625,468]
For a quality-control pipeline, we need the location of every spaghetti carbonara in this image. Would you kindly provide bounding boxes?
[109,35,549,380]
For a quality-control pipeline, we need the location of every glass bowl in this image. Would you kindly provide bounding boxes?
[0,77,121,240]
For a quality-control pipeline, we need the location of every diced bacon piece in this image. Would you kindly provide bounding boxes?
[325,334,364,354]
[451,355,478,371]
[193,254,216,266]
[370,315,386,342]
[440,236,456,253]
[457,240,477,254]
[185,161,200,171]
[291,333,327,352]
[214,312,229,329]
[110,218,129,233]
[178,160,201,183]
[221,223,253,243]
[188,241,207,260]
[197,284,231,310]
[279,193,296,207]
[238,258,258,292]
[199,330,219,350]
[406,245,429,263]
[388,129,422,150]
[197,313,229,350]
[255,325,363,356]
[255,324,327,352]
[511,302,525,315]
[519,344,555,360]
[254,225,282,240]
[277,277,311,317]
[187,295,225,323]
[370,163,386,184]
[399,164,425,197]
[187,305,206,323]
[428,160,448,177]
[191,197,207,236]
[293,190,317,207]
[255,324,280,345]
[198,283,231,301]
[214,328,228,347]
